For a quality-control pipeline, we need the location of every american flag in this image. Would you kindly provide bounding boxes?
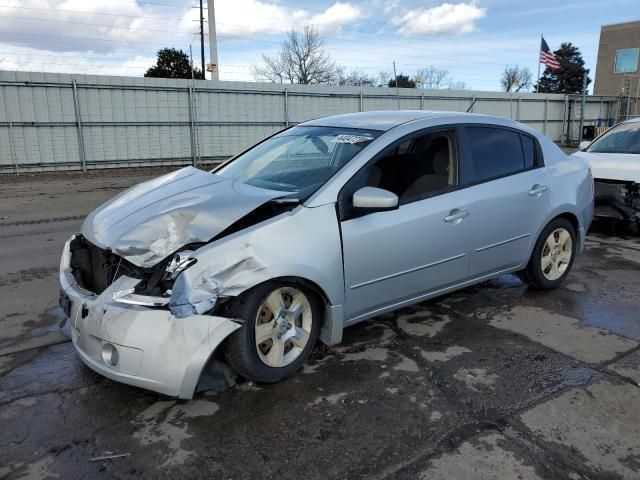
[540,37,560,70]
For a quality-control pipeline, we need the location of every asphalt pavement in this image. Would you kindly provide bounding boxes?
[1,169,639,479]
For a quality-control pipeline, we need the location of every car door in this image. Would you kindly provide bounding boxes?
[460,126,551,277]
[338,128,473,322]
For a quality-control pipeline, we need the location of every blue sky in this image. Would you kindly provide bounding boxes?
[0,0,637,91]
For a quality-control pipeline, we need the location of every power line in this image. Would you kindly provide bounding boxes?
[0,24,592,71]
[0,51,504,78]
[0,5,599,55]
[0,14,192,34]
[0,4,190,21]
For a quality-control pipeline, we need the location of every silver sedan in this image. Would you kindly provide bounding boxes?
[59,111,594,398]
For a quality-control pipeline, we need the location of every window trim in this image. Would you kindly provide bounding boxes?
[338,125,464,221]
[458,124,545,188]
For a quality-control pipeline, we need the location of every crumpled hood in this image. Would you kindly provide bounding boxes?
[81,167,288,268]
[572,151,640,183]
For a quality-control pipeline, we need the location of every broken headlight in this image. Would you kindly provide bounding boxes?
[164,251,197,280]
[110,251,198,308]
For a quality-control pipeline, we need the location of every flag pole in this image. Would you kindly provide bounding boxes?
[536,34,542,93]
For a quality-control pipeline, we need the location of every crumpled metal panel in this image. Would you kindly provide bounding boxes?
[81,166,288,268]
[173,203,347,344]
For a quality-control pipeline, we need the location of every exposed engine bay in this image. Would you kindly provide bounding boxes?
[70,199,297,298]
[594,179,640,232]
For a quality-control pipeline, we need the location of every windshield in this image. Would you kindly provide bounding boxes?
[215,126,381,201]
[587,122,640,154]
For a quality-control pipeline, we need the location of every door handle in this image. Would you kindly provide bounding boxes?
[444,209,470,223]
[528,184,548,196]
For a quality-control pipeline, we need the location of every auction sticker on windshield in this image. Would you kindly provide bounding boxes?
[332,134,374,144]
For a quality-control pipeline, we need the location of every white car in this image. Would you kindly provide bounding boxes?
[575,118,640,232]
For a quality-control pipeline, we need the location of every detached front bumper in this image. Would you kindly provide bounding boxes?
[59,236,240,399]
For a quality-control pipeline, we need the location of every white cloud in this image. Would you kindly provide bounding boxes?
[393,2,486,36]
[383,1,400,14]
[0,0,191,53]
[0,42,154,76]
[180,0,361,39]
[308,3,362,33]
[0,0,363,55]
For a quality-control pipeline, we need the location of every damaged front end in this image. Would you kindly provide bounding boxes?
[59,167,299,398]
[594,179,640,232]
[60,234,241,398]
[67,235,211,318]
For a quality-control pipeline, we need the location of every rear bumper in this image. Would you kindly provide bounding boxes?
[60,236,240,399]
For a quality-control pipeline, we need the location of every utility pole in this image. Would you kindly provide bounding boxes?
[199,0,205,78]
[392,61,400,109]
[207,0,219,80]
[189,45,195,80]
[536,34,542,93]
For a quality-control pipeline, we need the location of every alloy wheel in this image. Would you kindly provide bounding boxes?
[254,287,313,368]
[541,228,573,281]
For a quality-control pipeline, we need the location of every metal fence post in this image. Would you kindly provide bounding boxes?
[8,120,18,176]
[562,96,569,144]
[516,97,521,121]
[71,80,87,172]
[543,97,549,134]
[284,88,289,127]
[359,87,363,112]
[578,75,587,144]
[420,92,424,110]
[188,85,196,166]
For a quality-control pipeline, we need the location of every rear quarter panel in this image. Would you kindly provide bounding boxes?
[534,137,593,253]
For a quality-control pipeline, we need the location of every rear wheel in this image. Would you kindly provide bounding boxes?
[518,218,577,290]
[221,281,321,383]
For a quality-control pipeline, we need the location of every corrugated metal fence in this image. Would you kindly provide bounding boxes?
[0,70,618,174]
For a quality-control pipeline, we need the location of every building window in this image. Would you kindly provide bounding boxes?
[614,48,639,73]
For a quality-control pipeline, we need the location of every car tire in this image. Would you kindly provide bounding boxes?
[517,218,577,290]
[220,280,322,383]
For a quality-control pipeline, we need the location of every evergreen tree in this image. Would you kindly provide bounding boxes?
[388,74,417,88]
[145,48,204,80]
[535,42,590,94]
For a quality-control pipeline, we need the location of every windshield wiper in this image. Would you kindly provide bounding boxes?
[271,197,300,205]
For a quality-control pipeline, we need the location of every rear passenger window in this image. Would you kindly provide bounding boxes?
[521,135,536,169]
[467,127,525,182]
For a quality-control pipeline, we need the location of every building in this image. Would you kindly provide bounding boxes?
[594,20,640,98]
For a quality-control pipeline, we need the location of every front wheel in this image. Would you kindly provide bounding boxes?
[221,281,321,383]
[517,218,577,290]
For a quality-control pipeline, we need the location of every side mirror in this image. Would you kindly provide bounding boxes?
[352,187,399,211]
[579,140,591,151]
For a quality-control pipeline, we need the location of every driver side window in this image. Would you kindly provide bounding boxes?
[339,129,459,221]
[365,130,458,204]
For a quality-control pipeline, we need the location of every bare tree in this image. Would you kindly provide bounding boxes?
[254,26,340,85]
[415,66,449,89]
[501,65,533,92]
[377,71,392,87]
[415,66,470,90]
[447,80,470,90]
[334,68,377,87]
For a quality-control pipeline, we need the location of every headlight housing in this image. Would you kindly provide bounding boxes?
[164,250,197,280]
[111,251,198,308]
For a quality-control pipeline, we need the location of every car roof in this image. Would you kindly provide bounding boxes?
[299,110,514,131]
[621,117,640,124]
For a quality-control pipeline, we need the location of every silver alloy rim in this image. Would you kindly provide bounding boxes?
[254,287,313,368]
[541,228,573,281]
